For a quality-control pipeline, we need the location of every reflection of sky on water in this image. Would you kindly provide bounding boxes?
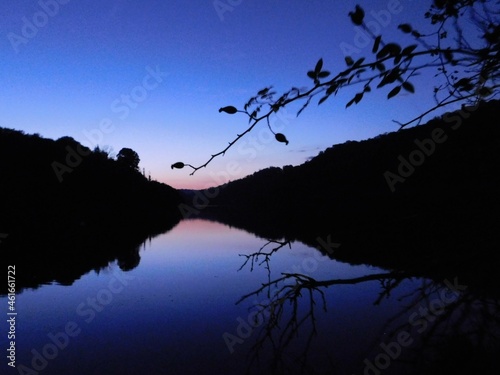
[5,219,427,374]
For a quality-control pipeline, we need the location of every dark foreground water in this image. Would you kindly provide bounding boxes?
[2,219,498,375]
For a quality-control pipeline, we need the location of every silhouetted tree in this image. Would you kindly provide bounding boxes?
[173,0,500,174]
[93,145,115,159]
[117,147,140,171]
[0,127,184,293]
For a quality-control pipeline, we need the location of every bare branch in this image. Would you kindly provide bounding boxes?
[174,1,500,175]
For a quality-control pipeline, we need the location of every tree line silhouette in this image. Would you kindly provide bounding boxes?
[0,128,182,293]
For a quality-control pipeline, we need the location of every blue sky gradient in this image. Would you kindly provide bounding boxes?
[1,0,448,189]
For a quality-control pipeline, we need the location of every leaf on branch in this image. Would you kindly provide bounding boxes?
[389,43,402,56]
[411,30,422,38]
[402,81,415,93]
[376,46,389,59]
[353,57,365,68]
[376,43,401,59]
[326,83,338,95]
[349,5,365,26]
[219,106,238,114]
[381,68,401,87]
[346,92,363,108]
[372,35,382,53]
[257,87,270,96]
[478,86,493,97]
[398,24,412,33]
[318,71,331,78]
[454,78,473,91]
[318,95,329,105]
[315,58,324,74]
[249,110,258,122]
[275,133,289,145]
[244,97,256,111]
[171,162,185,169]
[387,85,401,99]
[402,44,418,55]
[376,62,386,72]
[345,56,354,66]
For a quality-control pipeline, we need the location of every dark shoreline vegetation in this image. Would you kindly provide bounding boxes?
[187,99,500,295]
[0,131,182,294]
[1,99,499,296]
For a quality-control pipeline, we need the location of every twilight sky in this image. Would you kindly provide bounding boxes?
[1,0,444,189]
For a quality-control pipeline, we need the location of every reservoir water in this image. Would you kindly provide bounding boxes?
[2,219,495,374]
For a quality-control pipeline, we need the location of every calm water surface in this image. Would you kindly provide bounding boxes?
[2,219,470,374]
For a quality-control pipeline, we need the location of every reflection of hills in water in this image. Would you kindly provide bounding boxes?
[0,219,180,296]
[191,217,500,374]
[197,207,500,298]
[189,100,500,296]
[204,220,500,371]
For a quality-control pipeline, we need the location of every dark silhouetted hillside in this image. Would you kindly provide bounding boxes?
[190,99,500,288]
[0,129,182,293]
[0,129,182,243]
[201,100,499,217]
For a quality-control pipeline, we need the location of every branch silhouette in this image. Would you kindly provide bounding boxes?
[238,267,500,374]
[236,268,409,374]
[172,1,500,175]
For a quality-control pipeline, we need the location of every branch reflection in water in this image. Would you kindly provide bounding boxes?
[234,239,500,375]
